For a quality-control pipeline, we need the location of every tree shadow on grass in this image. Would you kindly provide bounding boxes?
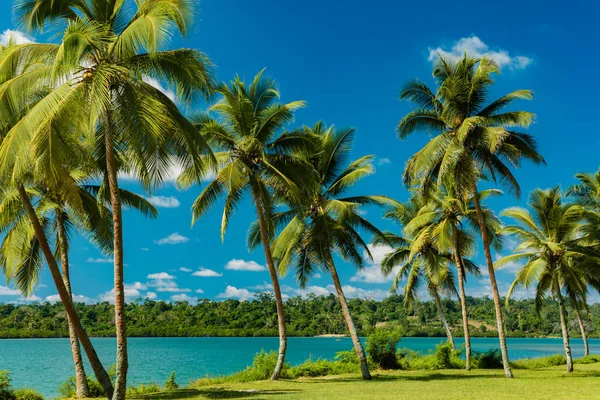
[137,388,300,400]
[301,372,506,384]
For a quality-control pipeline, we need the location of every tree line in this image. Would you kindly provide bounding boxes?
[1,0,600,398]
[2,294,599,339]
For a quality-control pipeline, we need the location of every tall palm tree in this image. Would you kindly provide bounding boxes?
[498,187,598,373]
[252,122,395,379]
[178,71,307,380]
[0,174,156,397]
[11,1,214,396]
[376,197,462,350]
[397,54,545,377]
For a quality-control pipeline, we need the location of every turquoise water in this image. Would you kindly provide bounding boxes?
[0,337,597,397]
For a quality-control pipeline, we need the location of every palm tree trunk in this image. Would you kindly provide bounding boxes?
[104,111,128,400]
[452,232,471,370]
[574,307,589,357]
[432,290,454,350]
[327,255,371,379]
[56,210,90,398]
[473,193,513,378]
[16,184,113,398]
[251,186,287,380]
[555,278,573,372]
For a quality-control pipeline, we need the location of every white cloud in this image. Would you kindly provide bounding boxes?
[45,294,93,304]
[0,30,34,45]
[143,77,176,102]
[337,285,390,301]
[428,36,532,70]
[99,282,149,303]
[170,294,197,303]
[350,244,397,283]
[180,267,192,273]
[377,157,391,166]
[0,286,20,296]
[20,294,41,302]
[155,232,189,245]
[313,274,322,279]
[157,287,191,293]
[87,257,114,263]
[357,208,368,216]
[225,259,266,272]
[144,195,180,208]
[249,282,274,291]
[195,289,204,294]
[192,267,223,277]
[146,292,158,300]
[216,286,255,301]
[147,272,175,280]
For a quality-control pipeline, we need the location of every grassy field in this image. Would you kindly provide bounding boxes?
[141,363,600,400]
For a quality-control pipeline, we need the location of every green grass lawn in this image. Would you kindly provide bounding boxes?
[141,363,600,400]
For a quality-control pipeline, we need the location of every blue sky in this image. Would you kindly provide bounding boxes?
[1,0,600,305]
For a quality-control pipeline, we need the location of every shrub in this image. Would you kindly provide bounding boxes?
[287,357,359,379]
[472,349,503,369]
[511,354,566,369]
[165,372,178,390]
[366,328,403,369]
[126,384,162,397]
[13,389,43,400]
[0,371,15,400]
[575,354,600,364]
[57,376,105,398]
[402,343,463,370]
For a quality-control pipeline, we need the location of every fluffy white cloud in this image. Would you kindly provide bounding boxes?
[0,30,34,45]
[87,257,114,263]
[146,292,158,300]
[144,195,180,208]
[350,244,397,283]
[170,294,197,303]
[155,232,189,245]
[250,282,274,291]
[337,285,390,301]
[313,274,322,279]
[225,259,266,272]
[157,287,191,293]
[20,295,41,302]
[99,282,149,303]
[147,272,175,280]
[428,36,532,70]
[0,286,20,296]
[45,294,93,304]
[180,267,192,273]
[143,76,176,102]
[216,286,255,301]
[192,267,223,277]
[195,289,204,294]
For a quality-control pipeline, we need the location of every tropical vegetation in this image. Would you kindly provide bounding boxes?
[0,0,598,398]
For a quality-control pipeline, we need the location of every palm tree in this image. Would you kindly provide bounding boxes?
[178,71,306,380]
[498,187,598,373]
[11,1,214,396]
[399,187,484,369]
[1,173,156,397]
[397,54,545,377]
[253,122,395,379]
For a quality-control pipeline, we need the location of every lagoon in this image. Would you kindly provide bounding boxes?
[1,337,597,397]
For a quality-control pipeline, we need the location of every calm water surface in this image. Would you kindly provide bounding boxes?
[0,336,597,397]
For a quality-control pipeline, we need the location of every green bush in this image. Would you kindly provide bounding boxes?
[575,354,600,364]
[57,376,106,398]
[401,343,463,370]
[511,354,566,369]
[472,349,503,369]
[165,372,178,390]
[0,371,15,400]
[13,389,43,400]
[366,328,402,369]
[126,384,162,397]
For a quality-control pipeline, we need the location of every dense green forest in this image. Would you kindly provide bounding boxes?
[1,294,598,339]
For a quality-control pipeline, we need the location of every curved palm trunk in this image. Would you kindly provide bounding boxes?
[473,194,513,378]
[57,210,90,398]
[452,232,471,369]
[327,256,371,379]
[104,112,128,399]
[432,290,454,350]
[251,187,287,380]
[17,184,113,398]
[555,279,573,372]
[574,307,589,357]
